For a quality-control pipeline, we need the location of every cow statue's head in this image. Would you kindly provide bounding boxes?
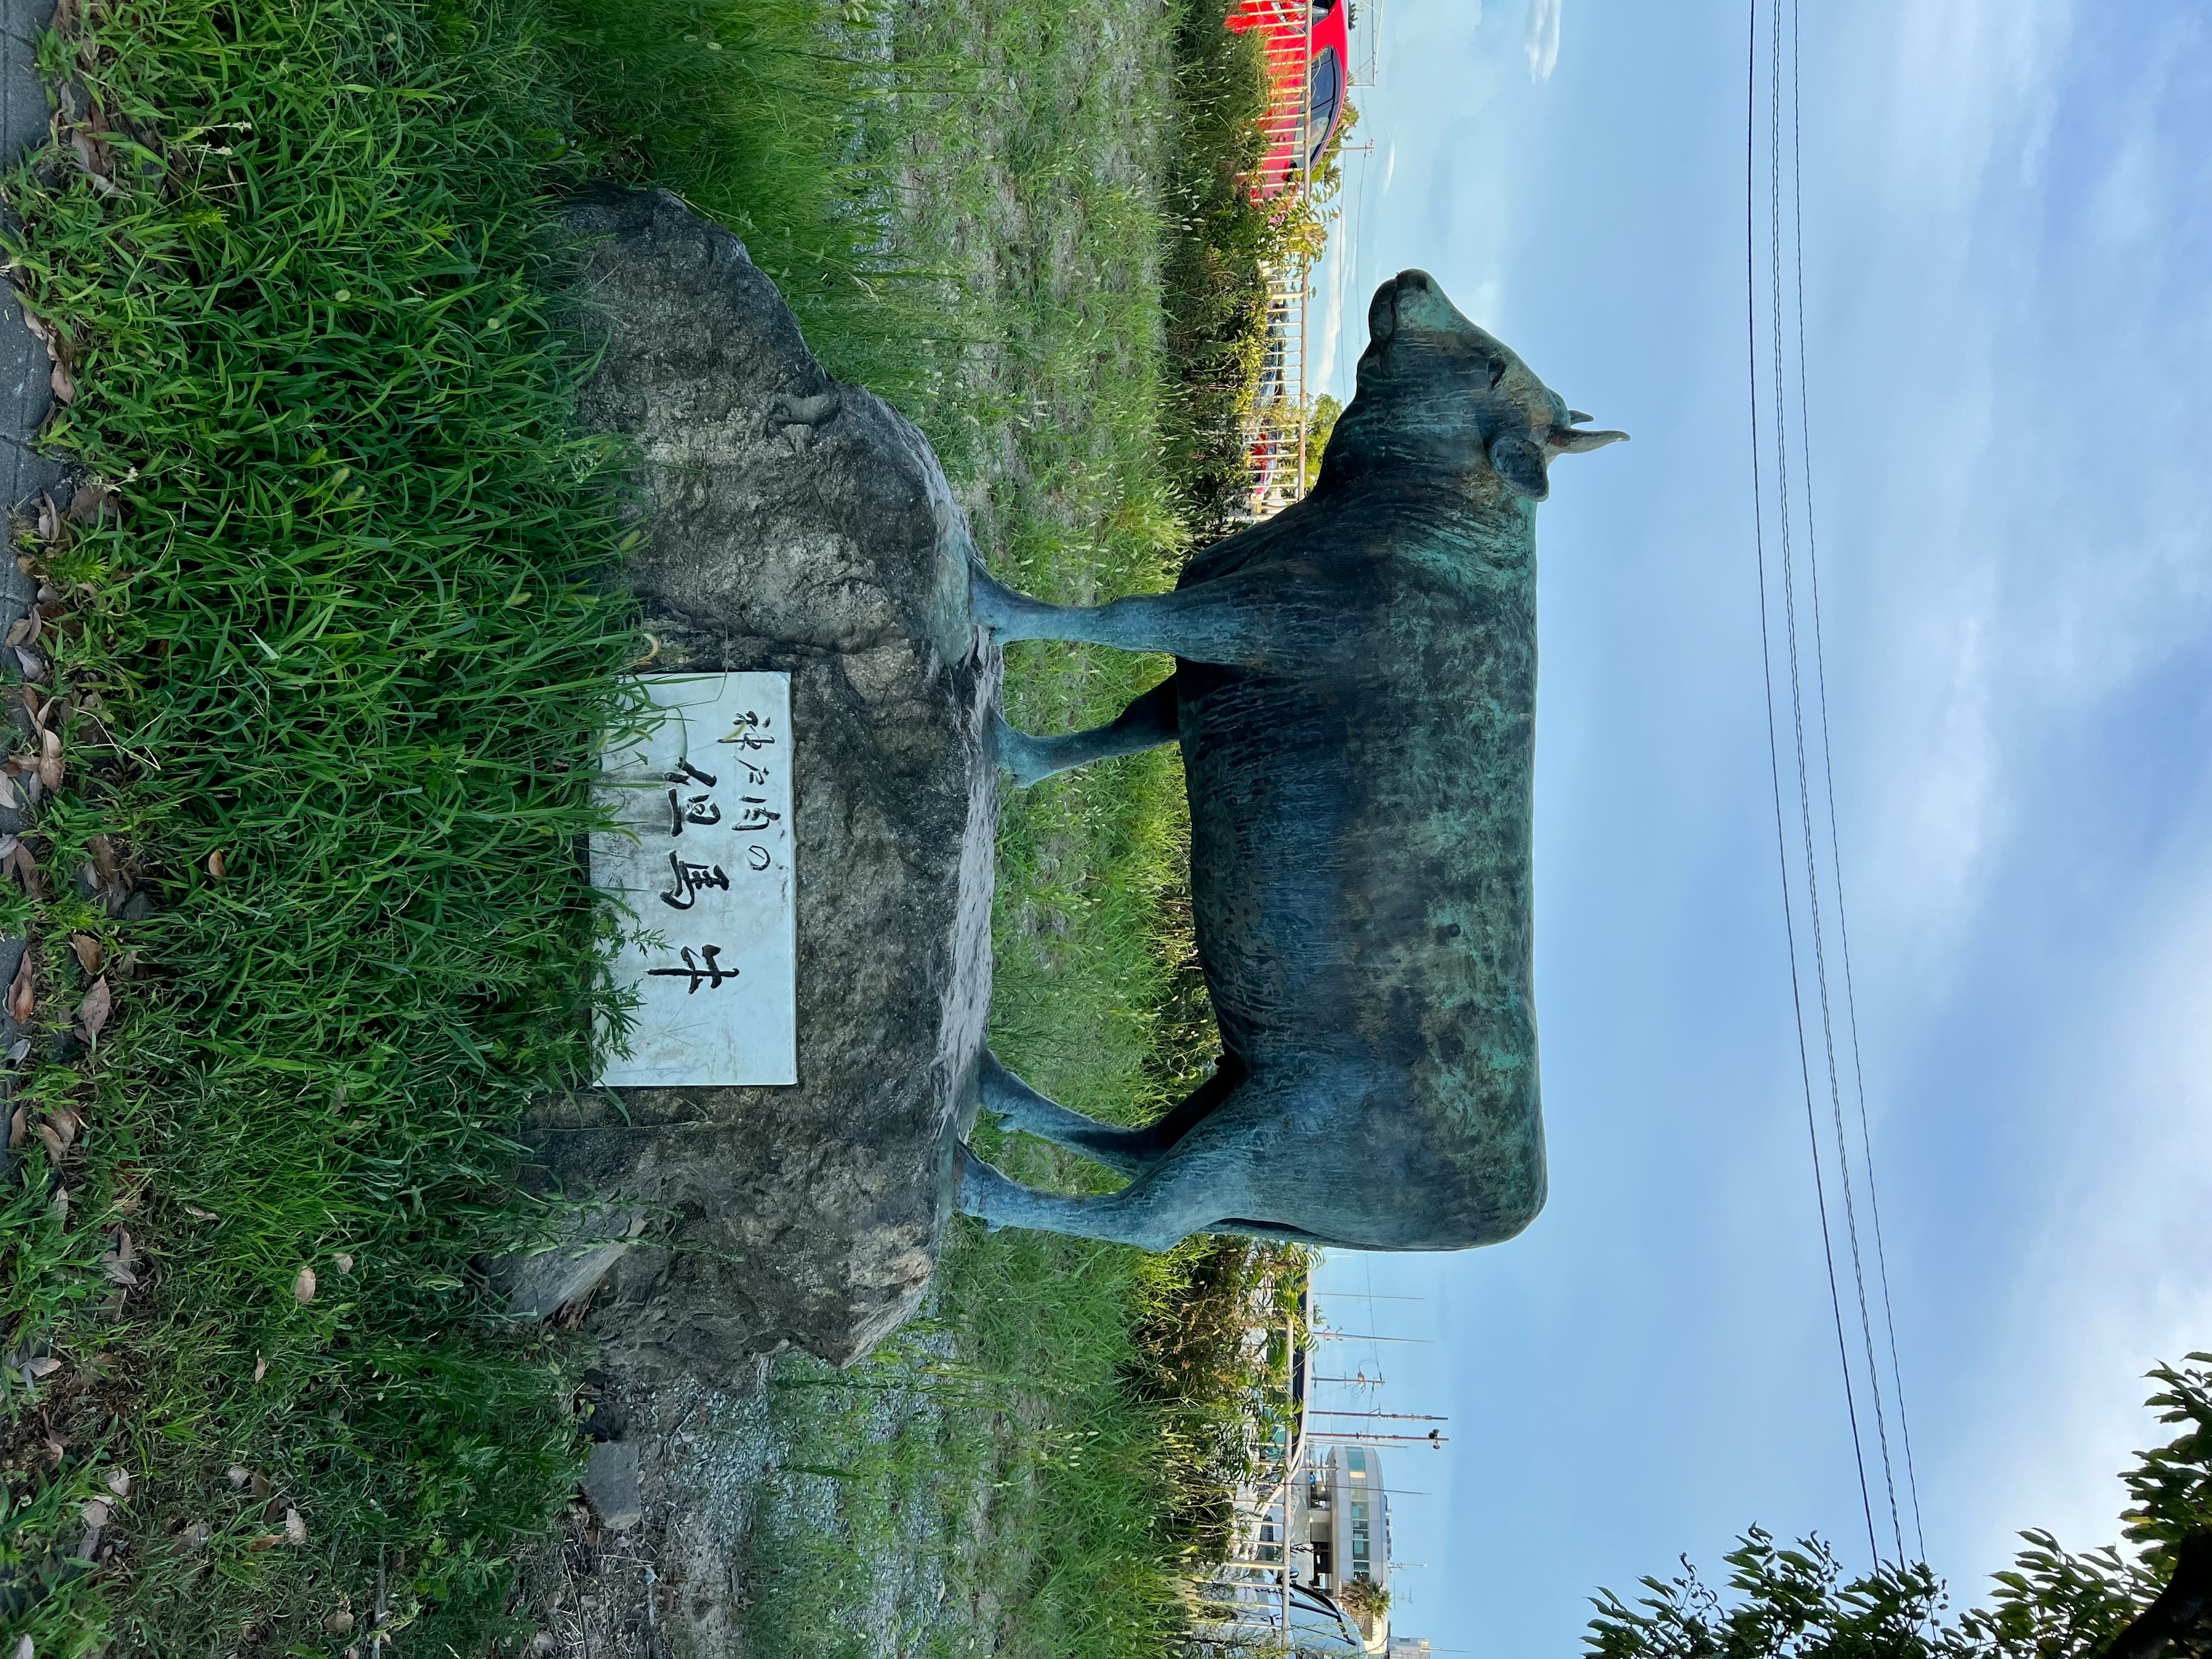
[1324,268,1626,502]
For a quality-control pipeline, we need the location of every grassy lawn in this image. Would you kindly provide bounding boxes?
[561,2,1292,1652]
[0,0,640,1649]
[0,0,1290,1650]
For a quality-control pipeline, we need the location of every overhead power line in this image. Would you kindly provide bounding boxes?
[1747,0,1924,1567]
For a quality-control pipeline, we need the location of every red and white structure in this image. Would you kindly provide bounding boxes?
[1228,0,1358,520]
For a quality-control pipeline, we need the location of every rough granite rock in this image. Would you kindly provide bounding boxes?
[517,185,996,1385]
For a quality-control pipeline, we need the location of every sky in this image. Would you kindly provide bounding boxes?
[1302,1,2212,1652]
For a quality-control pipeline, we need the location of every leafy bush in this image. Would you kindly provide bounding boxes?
[1586,1355,2212,1659]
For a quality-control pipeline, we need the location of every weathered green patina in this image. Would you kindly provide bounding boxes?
[960,270,1626,1252]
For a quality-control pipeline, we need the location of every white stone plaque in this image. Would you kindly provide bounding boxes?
[593,673,796,1086]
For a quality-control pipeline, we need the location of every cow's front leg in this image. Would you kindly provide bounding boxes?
[994,675,1177,788]
[971,567,1306,669]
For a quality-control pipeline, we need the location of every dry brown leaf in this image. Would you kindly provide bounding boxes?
[32,1123,63,1164]
[24,1356,60,1380]
[283,1508,306,1546]
[88,835,120,888]
[17,772,39,810]
[248,1471,272,1500]
[206,849,225,880]
[13,648,43,683]
[7,950,33,1024]
[47,1186,67,1222]
[9,836,37,882]
[225,1464,249,1489]
[67,130,113,192]
[79,1499,108,1529]
[246,1532,282,1551]
[67,484,118,526]
[292,1264,317,1304]
[43,1436,65,1467]
[77,978,110,1047]
[69,934,101,975]
[332,1252,354,1275]
[251,1354,266,1383]
[0,772,17,810]
[183,1203,218,1221]
[48,1104,79,1150]
[99,1228,135,1286]
[4,618,28,649]
[34,751,59,791]
[35,494,58,541]
[48,355,73,406]
[325,1606,356,1635]
[104,1467,130,1501]
[6,1106,22,1150]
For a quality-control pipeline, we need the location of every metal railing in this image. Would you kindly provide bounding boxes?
[1236,3,1316,524]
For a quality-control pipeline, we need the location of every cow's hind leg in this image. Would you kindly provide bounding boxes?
[995,675,1177,789]
[980,1048,1241,1177]
[957,1137,1255,1253]
[959,1085,1275,1252]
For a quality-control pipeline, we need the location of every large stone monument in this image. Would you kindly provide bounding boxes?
[515,187,997,1384]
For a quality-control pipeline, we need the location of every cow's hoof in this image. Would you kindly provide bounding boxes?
[988,711,1053,790]
[953,1143,1010,1232]
[968,569,1033,641]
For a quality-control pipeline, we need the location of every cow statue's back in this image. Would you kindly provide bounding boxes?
[957,270,1626,1252]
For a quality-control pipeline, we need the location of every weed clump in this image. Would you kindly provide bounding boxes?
[0,0,646,1646]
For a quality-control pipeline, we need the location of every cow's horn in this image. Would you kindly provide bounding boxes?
[1547,425,1628,453]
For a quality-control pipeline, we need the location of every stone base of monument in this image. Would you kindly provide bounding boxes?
[516,184,996,1377]
[506,183,998,1648]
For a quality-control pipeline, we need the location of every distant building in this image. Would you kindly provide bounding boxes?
[1388,1640,1435,1659]
[1288,1444,1393,1650]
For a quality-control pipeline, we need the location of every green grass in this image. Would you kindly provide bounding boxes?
[549,2,1309,1653]
[552,0,1214,1131]
[0,0,647,1648]
[543,0,1319,1651]
[738,1232,1306,1659]
[0,0,1302,1649]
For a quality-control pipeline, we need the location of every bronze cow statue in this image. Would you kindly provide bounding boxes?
[956,270,1626,1252]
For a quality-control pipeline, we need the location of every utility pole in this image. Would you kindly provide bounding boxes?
[1305,1411,1448,1423]
[1313,1291,1425,1301]
[1306,1430,1448,1446]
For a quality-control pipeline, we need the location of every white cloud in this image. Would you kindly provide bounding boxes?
[1525,0,1561,81]
[1949,859,2212,1580]
[1880,0,2074,212]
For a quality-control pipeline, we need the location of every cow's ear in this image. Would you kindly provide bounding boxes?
[1489,433,1551,500]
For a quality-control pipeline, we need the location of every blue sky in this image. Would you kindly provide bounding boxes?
[1304,1,2212,1651]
